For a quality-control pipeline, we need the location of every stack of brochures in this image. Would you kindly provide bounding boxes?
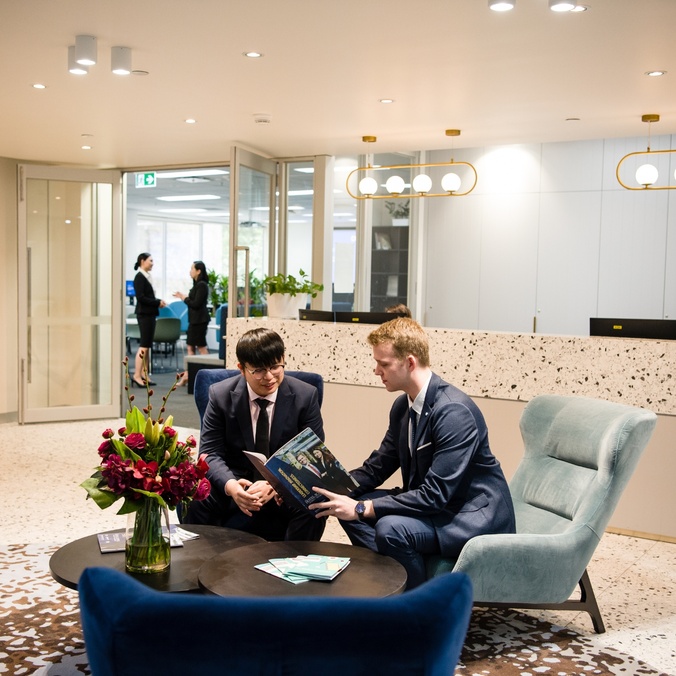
[255,554,350,584]
[97,525,199,553]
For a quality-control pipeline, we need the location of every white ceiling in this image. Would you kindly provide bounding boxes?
[1,0,675,170]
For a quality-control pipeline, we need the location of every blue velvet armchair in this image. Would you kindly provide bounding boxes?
[427,394,657,633]
[79,566,473,676]
[194,368,324,423]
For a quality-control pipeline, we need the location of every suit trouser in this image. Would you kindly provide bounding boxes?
[340,490,441,589]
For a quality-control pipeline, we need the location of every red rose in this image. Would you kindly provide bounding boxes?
[102,428,114,439]
[98,440,113,459]
[124,433,146,452]
[194,477,211,501]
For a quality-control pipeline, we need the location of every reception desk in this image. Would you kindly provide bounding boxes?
[226,318,676,540]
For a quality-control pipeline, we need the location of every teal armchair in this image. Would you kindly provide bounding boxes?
[427,394,657,633]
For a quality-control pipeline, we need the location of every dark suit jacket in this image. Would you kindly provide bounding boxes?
[133,272,160,317]
[200,374,324,500]
[183,279,210,325]
[350,373,515,558]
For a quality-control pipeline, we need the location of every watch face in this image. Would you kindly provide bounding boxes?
[355,501,365,516]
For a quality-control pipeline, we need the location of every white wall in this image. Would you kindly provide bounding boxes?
[0,158,18,422]
[423,135,676,335]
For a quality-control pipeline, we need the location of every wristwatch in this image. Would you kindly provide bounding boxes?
[355,501,366,520]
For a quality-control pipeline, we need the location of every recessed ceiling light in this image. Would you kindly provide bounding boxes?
[156,169,228,179]
[185,118,196,124]
[243,51,263,58]
[379,98,395,104]
[158,208,208,213]
[645,70,667,77]
[81,145,92,150]
[32,83,46,89]
[156,194,221,202]
[570,4,588,11]
[176,176,211,183]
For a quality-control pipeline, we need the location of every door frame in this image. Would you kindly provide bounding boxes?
[17,164,123,423]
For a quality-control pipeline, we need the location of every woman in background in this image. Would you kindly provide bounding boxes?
[173,260,210,386]
[132,252,166,386]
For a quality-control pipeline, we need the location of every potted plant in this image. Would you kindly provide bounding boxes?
[262,269,324,319]
[385,199,410,225]
[207,269,228,317]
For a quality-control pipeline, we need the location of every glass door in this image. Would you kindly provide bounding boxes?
[229,147,277,318]
[18,165,122,423]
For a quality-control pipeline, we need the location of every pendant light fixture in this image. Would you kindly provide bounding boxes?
[346,131,478,200]
[616,114,676,191]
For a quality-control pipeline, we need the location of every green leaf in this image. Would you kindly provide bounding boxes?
[80,478,120,510]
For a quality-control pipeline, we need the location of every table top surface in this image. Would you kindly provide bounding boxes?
[49,524,265,593]
[198,540,407,598]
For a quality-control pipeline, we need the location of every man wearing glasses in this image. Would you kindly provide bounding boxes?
[183,328,325,541]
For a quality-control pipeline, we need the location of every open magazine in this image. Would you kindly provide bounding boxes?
[244,427,359,511]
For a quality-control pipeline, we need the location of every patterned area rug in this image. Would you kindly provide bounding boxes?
[0,544,668,676]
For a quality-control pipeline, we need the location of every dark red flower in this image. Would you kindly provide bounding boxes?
[124,432,146,452]
[102,428,114,439]
[194,477,211,501]
[132,459,161,493]
[98,440,113,459]
[101,454,134,494]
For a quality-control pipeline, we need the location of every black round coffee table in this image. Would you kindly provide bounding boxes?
[198,540,407,597]
[49,524,265,593]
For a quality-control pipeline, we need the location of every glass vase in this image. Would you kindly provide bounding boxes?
[125,500,171,574]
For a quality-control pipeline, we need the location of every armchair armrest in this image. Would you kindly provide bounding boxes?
[452,527,599,603]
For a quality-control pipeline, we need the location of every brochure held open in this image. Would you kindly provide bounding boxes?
[244,427,359,511]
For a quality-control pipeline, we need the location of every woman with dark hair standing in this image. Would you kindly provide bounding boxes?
[173,260,210,386]
[132,252,166,387]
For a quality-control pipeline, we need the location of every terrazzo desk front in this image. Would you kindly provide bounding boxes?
[226,318,676,541]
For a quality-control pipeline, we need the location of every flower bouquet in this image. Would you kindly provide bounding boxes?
[81,356,210,573]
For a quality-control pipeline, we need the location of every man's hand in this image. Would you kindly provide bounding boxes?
[225,478,274,516]
[309,487,370,521]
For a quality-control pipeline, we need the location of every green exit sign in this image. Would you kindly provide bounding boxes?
[135,172,156,188]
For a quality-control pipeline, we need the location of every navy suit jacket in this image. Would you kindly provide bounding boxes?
[200,374,324,500]
[350,373,515,558]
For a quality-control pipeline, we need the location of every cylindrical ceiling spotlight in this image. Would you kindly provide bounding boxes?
[549,0,576,11]
[75,35,97,65]
[488,0,515,10]
[68,45,88,75]
[111,46,132,75]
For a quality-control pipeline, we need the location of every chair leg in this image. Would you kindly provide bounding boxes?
[475,568,606,634]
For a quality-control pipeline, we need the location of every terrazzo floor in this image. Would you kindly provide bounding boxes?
[1,419,674,675]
